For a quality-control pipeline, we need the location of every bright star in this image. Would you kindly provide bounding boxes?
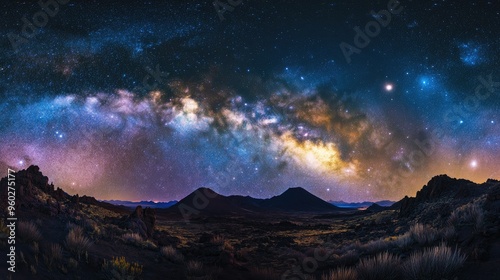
[385,83,394,92]
[470,160,478,169]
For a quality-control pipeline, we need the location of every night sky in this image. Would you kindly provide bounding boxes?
[0,0,499,202]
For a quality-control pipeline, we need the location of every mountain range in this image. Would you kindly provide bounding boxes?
[329,200,396,208]
[165,186,345,216]
[103,200,178,208]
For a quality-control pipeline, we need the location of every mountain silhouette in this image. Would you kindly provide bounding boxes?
[169,186,342,216]
[262,187,341,212]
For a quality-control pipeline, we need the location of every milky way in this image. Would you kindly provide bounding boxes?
[0,0,499,201]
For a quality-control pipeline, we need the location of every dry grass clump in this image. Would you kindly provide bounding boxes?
[18,221,42,242]
[160,246,184,263]
[121,233,157,249]
[210,234,234,251]
[448,201,484,230]
[393,232,413,249]
[402,243,466,280]
[361,239,388,254]
[122,233,143,244]
[356,251,401,280]
[44,243,63,268]
[322,266,357,280]
[65,226,92,260]
[409,223,438,245]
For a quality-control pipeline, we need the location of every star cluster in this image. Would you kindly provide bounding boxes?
[0,0,499,201]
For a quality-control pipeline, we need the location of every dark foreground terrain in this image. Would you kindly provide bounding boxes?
[1,166,499,279]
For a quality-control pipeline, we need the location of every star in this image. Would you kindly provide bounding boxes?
[385,83,394,92]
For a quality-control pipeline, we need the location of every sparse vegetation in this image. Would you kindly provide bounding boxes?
[65,226,92,260]
[122,232,157,249]
[248,267,281,280]
[160,246,184,263]
[122,232,143,244]
[402,243,466,280]
[322,266,358,280]
[439,226,456,240]
[102,256,143,280]
[356,252,400,280]
[18,221,42,242]
[409,223,438,245]
[393,232,413,249]
[210,234,234,251]
[448,201,485,230]
[361,238,388,254]
[44,243,63,269]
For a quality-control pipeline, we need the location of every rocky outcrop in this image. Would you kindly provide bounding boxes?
[399,175,499,218]
[125,205,156,238]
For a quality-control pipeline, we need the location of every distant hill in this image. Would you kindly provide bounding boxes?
[329,200,396,209]
[262,187,342,212]
[168,187,343,216]
[103,200,178,209]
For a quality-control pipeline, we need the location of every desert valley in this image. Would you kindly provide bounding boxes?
[1,166,499,280]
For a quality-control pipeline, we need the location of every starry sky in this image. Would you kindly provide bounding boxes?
[0,0,499,202]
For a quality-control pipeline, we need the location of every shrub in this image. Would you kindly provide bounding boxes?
[102,256,143,279]
[65,226,92,260]
[448,202,484,230]
[409,223,438,245]
[356,252,401,280]
[402,244,466,280]
[18,221,42,242]
[161,246,184,263]
[322,266,357,280]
